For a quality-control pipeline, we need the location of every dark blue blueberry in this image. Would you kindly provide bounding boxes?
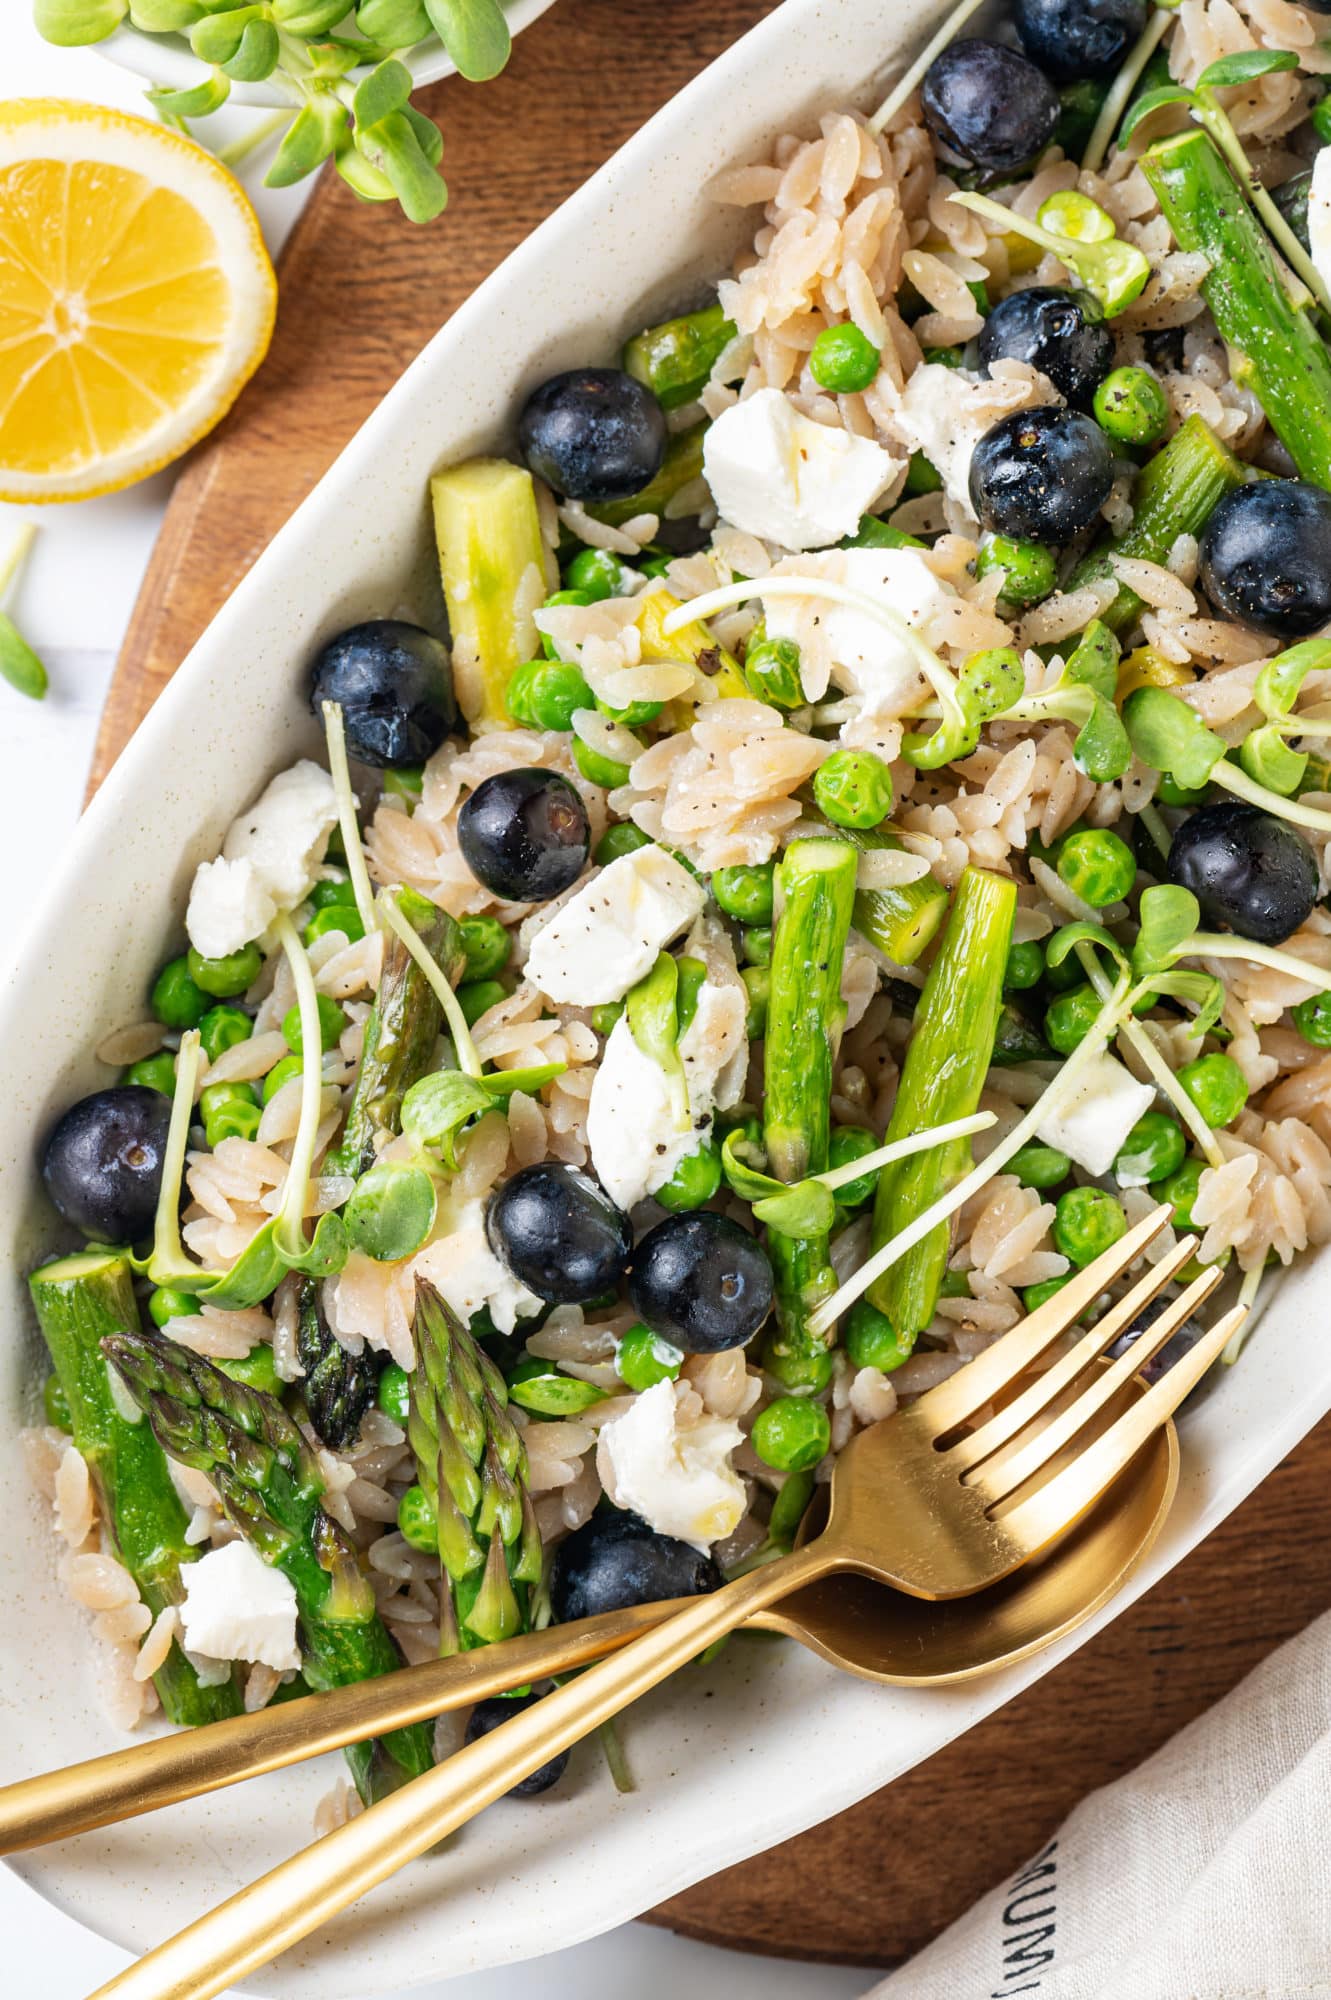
[518,367,666,502]
[1167,803,1319,947]
[979,287,1113,411]
[464,1692,570,1796]
[1200,480,1331,640]
[920,40,1060,172]
[969,405,1114,545]
[1014,0,1148,82]
[550,1508,723,1623]
[628,1211,774,1353]
[457,767,589,902]
[308,620,455,768]
[487,1162,632,1304]
[1271,171,1312,254]
[42,1087,172,1243]
[1106,1292,1213,1412]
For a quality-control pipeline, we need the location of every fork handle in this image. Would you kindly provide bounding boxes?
[90,1540,834,2000]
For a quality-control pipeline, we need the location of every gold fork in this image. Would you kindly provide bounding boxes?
[88,1202,1244,2000]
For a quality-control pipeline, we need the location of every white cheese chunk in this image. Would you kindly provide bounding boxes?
[186,759,338,960]
[1309,147,1331,309]
[412,1196,544,1335]
[525,846,705,1006]
[889,362,1055,520]
[587,979,746,1212]
[597,1380,746,1552]
[1034,1051,1156,1179]
[179,1540,300,1671]
[702,386,899,551]
[766,547,956,714]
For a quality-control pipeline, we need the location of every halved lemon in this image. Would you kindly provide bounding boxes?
[0,100,277,503]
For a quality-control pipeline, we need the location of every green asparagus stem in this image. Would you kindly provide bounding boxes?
[761,838,860,1389]
[1142,130,1331,488]
[588,421,707,529]
[804,809,950,966]
[622,303,736,409]
[431,458,555,727]
[329,885,465,1178]
[28,1250,242,1727]
[868,867,1015,1339]
[103,1328,433,1803]
[407,1278,542,1656]
[1064,414,1245,632]
[295,1279,379,1451]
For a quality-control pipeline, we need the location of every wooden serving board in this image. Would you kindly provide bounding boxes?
[89,0,1331,1967]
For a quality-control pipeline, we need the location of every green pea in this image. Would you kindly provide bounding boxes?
[741,925,772,968]
[1056,828,1136,908]
[1293,990,1331,1048]
[711,862,775,925]
[459,915,511,983]
[200,1081,257,1120]
[844,1298,915,1373]
[1045,982,1102,1055]
[939,1269,972,1299]
[1092,366,1170,448]
[1114,1110,1186,1188]
[187,942,262,1000]
[638,552,673,579]
[1044,947,1085,993]
[922,344,964,368]
[595,823,654,866]
[1022,1276,1071,1315]
[904,451,943,497]
[382,767,424,807]
[813,748,894,830]
[325,822,346,862]
[304,904,366,946]
[827,1125,880,1209]
[1010,1142,1071,1191]
[539,587,594,659]
[398,1483,438,1553]
[591,1001,624,1037]
[377,1362,412,1425]
[148,1287,201,1327]
[1156,774,1210,808]
[1315,93,1331,146]
[1158,1156,1205,1230]
[751,1396,832,1473]
[124,1050,177,1096]
[262,1055,303,1104]
[43,1374,71,1432]
[458,979,507,1026]
[767,1467,815,1548]
[573,737,632,788]
[1053,1185,1127,1269]
[216,1344,282,1396]
[809,321,880,393]
[281,994,347,1056]
[617,1323,685,1391]
[537,658,598,731]
[600,692,664,731]
[308,875,357,913]
[198,1005,252,1064]
[563,546,631,601]
[975,535,1057,608]
[742,964,770,1039]
[1178,1051,1248,1129]
[742,635,805,710]
[151,955,209,1030]
[1004,939,1045,991]
[656,1140,723,1213]
[201,1080,261,1148]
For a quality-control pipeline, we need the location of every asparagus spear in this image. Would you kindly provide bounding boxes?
[804,809,950,967]
[1142,130,1331,488]
[28,1250,243,1728]
[868,867,1015,1339]
[622,303,736,409]
[431,458,555,727]
[761,838,860,1389]
[104,1329,434,1804]
[406,1278,542,1655]
[588,420,707,529]
[1064,414,1245,632]
[296,1279,379,1451]
[328,885,465,1179]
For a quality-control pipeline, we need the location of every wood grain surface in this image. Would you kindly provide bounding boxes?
[91,0,1331,1968]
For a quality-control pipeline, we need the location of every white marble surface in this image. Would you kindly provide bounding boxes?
[0,23,879,1998]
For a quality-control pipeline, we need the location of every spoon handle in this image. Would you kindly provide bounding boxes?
[0,1600,682,1854]
[90,1541,832,2000]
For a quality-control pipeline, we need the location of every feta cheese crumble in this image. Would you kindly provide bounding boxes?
[186,760,339,960]
[412,1195,544,1335]
[1035,1051,1156,1179]
[597,1380,746,1551]
[179,1539,301,1671]
[702,386,899,550]
[765,547,955,713]
[524,845,706,1006]
[887,362,1056,520]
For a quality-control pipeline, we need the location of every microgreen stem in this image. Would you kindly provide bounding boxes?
[1223,1262,1265,1364]
[150,1031,206,1283]
[321,700,380,938]
[814,1110,996,1191]
[1189,931,1331,993]
[1082,6,1173,174]
[381,890,484,1078]
[274,912,332,1252]
[0,522,36,603]
[217,110,289,170]
[1139,802,1172,858]
[1213,756,1331,833]
[867,0,989,133]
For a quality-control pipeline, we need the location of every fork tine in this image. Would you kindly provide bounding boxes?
[995,1299,1248,1557]
[909,1202,1174,1436]
[967,1260,1226,1503]
[947,1232,1203,1475]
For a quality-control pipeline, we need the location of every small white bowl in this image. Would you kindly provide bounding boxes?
[97,1,556,109]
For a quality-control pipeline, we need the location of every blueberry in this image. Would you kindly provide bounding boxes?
[1106,1292,1211,1404]
[920,40,1060,172]
[969,405,1114,546]
[550,1508,722,1623]
[1167,803,1319,947]
[457,767,590,902]
[979,288,1113,411]
[486,1162,632,1303]
[41,1087,172,1243]
[1199,480,1331,640]
[518,368,667,502]
[308,620,456,768]
[463,1692,570,1796]
[628,1211,774,1353]
[1013,0,1148,81]
[1271,170,1312,254]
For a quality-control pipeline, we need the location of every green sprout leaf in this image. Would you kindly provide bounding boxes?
[1122,685,1227,790]
[751,1179,838,1238]
[1136,967,1226,1038]
[1132,883,1202,977]
[129,0,205,27]
[1118,83,1195,146]
[0,612,47,701]
[353,110,448,224]
[1254,638,1331,720]
[1006,625,1130,781]
[1065,618,1121,699]
[951,189,1150,315]
[266,93,348,186]
[401,1070,491,1170]
[356,0,433,44]
[1239,725,1307,796]
[1046,920,1128,976]
[720,1125,777,1204]
[626,952,690,1130]
[222,16,280,81]
[147,70,232,120]
[270,0,349,29]
[509,1368,608,1416]
[353,55,413,129]
[424,0,512,81]
[35,0,129,43]
[190,5,262,64]
[344,1161,437,1262]
[1197,48,1301,90]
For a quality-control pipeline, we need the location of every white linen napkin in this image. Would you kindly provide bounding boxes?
[875,1609,1331,1998]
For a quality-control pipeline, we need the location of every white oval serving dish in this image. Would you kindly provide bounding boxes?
[3,0,1328,1992]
